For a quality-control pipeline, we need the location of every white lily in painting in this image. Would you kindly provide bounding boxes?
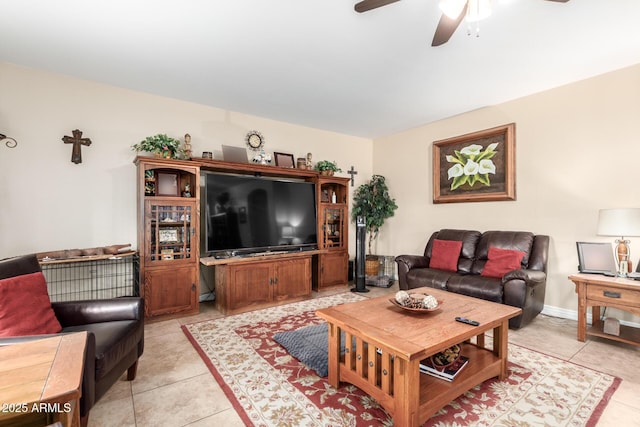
[445,142,499,191]
[447,163,464,180]
[459,144,483,156]
[463,159,479,175]
[478,159,496,174]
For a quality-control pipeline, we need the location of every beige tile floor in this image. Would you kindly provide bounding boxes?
[88,284,640,426]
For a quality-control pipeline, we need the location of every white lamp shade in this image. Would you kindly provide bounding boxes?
[597,208,640,237]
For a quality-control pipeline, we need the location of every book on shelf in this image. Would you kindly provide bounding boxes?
[420,355,469,381]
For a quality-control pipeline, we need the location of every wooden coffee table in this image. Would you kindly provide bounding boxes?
[316,287,521,427]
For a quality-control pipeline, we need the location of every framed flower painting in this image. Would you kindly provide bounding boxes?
[433,123,515,203]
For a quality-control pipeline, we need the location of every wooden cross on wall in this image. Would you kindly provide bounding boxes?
[62,129,92,164]
[347,165,358,187]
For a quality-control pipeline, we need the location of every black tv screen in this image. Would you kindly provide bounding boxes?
[202,172,317,256]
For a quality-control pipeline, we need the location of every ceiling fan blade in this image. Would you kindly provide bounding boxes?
[431,2,468,47]
[354,0,401,13]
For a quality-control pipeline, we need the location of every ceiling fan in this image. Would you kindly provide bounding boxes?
[354,0,570,47]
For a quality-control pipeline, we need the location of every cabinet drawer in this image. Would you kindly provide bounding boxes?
[587,284,640,306]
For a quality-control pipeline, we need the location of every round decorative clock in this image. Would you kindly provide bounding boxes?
[245,131,265,151]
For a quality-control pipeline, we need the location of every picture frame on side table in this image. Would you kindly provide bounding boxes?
[576,242,617,274]
[274,152,295,168]
[433,123,515,204]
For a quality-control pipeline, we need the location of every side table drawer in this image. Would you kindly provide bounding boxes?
[587,284,640,306]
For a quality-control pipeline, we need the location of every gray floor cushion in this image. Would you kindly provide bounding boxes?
[273,322,333,377]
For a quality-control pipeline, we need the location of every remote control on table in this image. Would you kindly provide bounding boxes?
[455,317,480,326]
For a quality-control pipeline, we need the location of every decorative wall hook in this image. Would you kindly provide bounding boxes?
[62,129,92,164]
[0,133,18,148]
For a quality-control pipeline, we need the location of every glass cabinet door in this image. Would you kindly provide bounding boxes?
[146,202,195,263]
[322,206,345,249]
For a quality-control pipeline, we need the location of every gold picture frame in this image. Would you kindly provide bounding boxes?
[433,123,516,204]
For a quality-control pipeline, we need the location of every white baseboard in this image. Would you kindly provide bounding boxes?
[541,304,640,328]
[541,305,578,320]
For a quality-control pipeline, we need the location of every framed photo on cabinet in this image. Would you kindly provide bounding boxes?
[274,152,295,168]
[161,248,174,260]
[159,228,179,243]
[157,172,180,196]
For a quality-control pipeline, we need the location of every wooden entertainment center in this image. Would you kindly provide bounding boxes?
[136,156,349,318]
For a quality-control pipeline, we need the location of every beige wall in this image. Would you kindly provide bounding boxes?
[3,60,639,321]
[0,62,371,260]
[373,63,640,321]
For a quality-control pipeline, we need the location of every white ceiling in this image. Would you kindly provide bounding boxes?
[2,0,640,138]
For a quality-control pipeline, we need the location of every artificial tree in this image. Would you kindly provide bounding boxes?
[351,174,398,255]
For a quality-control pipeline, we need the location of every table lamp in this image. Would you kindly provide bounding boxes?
[597,208,640,277]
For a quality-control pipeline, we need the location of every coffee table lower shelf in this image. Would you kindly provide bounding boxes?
[417,343,502,419]
[337,342,501,423]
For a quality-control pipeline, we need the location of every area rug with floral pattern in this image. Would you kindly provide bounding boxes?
[182,293,620,426]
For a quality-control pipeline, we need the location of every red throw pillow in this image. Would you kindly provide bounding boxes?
[429,239,463,272]
[481,247,526,279]
[0,272,62,337]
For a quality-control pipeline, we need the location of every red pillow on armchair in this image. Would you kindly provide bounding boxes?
[481,247,525,279]
[429,239,463,272]
[0,272,62,337]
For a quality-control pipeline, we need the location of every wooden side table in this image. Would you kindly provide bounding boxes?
[0,332,87,427]
[569,273,640,346]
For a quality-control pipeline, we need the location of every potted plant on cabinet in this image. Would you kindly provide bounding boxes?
[131,134,181,159]
[314,160,342,176]
[351,174,398,275]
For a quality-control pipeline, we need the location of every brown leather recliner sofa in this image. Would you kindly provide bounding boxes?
[0,254,144,427]
[395,229,549,329]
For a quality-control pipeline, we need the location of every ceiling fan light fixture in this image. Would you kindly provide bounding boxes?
[465,0,492,22]
[439,0,467,19]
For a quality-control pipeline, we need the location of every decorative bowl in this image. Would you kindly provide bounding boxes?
[430,344,461,370]
[388,295,443,313]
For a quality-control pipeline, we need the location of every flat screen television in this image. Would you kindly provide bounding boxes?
[202,171,318,257]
